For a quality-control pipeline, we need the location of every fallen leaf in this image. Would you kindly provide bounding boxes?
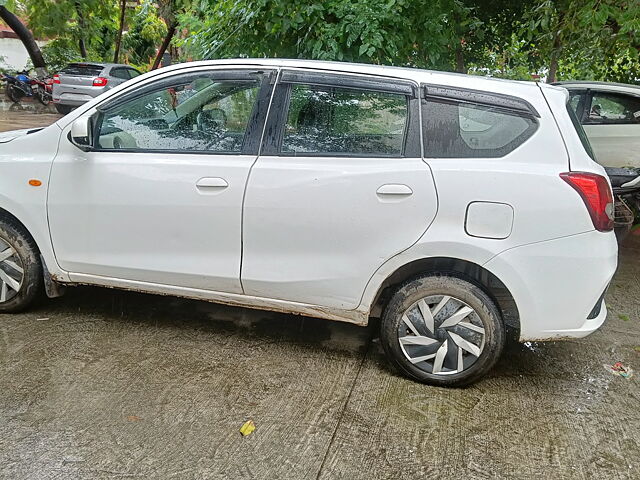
[126,415,142,422]
[618,314,630,322]
[240,420,256,436]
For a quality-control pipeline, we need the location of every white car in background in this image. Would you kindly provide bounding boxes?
[556,81,640,168]
[0,60,618,386]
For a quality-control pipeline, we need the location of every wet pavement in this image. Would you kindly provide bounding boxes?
[0,105,639,479]
[0,97,61,131]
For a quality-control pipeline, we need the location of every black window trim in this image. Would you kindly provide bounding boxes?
[261,69,421,158]
[583,89,640,126]
[423,84,540,119]
[420,83,540,159]
[89,68,276,156]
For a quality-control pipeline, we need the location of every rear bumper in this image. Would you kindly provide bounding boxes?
[484,230,618,341]
[52,93,93,107]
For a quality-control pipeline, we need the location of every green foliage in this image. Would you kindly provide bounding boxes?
[122,0,167,68]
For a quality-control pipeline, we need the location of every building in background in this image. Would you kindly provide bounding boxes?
[0,24,47,71]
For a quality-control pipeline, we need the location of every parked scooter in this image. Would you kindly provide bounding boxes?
[1,70,35,103]
[605,166,640,241]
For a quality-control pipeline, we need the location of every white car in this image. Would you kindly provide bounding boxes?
[0,59,618,386]
[555,81,640,168]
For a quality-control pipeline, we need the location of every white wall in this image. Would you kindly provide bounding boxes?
[0,38,47,70]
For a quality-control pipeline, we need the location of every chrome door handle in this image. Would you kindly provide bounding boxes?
[376,184,413,196]
[196,177,228,189]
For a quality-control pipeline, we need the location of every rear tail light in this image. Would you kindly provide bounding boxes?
[52,74,60,84]
[93,77,108,87]
[560,172,614,232]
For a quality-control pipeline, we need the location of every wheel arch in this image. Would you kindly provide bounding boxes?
[0,206,42,254]
[370,256,520,333]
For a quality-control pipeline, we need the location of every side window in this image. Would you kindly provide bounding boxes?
[422,91,538,158]
[280,84,408,156]
[586,91,640,125]
[96,73,262,153]
[111,68,129,80]
[127,69,141,79]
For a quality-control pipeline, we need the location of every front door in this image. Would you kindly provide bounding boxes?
[241,70,438,309]
[48,68,273,293]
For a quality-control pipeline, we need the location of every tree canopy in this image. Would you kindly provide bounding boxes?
[0,0,638,83]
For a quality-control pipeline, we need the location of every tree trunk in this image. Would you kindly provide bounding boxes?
[0,6,46,72]
[113,0,127,63]
[547,31,562,83]
[152,20,177,70]
[74,1,88,58]
[455,42,465,74]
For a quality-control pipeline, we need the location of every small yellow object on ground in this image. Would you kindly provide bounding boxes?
[240,420,256,436]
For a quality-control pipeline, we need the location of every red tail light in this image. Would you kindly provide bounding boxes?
[560,172,614,232]
[93,77,108,87]
[53,74,60,84]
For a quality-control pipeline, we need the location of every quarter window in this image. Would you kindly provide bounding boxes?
[96,74,261,153]
[422,96,538,158]
[281,84,408,156]
[586,91,640,125]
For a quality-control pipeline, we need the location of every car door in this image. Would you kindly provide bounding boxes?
[241,70,438,310]
[582,90,640,167]
[48,68,274,293]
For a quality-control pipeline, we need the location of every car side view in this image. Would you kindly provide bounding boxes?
[0,59,618,386]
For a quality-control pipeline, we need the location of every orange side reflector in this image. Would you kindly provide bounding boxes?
[29,179,42,187]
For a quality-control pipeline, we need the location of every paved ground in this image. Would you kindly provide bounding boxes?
[1,103,639,479]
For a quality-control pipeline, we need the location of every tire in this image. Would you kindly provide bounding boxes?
[7,85,23,103]
[0,219,43,313]
[54,104,73,115]
[36,89,51,106]
[380,274,505,387]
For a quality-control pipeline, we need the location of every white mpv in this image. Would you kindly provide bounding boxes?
[0,60,618,386]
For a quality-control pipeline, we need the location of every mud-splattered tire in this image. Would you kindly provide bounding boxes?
[380,274,505,387]
[0,219,42,313]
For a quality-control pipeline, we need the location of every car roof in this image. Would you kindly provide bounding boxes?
[151,58,544,98]
[552,80,640,95]
[66,62,134,69]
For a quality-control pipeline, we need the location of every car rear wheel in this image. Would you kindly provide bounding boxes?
[380,274,505,387]
[0,219,42,313]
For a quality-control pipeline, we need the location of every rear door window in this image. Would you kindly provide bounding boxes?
[280,84,408,156]
[111,68,129,80]
[421,86,539,158]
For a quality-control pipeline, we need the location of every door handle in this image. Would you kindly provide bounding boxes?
[376,184,413,196]
[196,177,228,189]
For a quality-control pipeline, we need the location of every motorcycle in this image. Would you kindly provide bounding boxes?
[2,70,34,103]
[605,166,640,241]
[30,76,54,105]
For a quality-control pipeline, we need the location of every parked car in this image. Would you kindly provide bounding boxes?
[52,62,141,114]
[0,59,617,386]
[555,81,640,168]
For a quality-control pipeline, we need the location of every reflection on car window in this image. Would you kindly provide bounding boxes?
[96,74,261,153]
[281,84,408,156]
[586,92,640,125]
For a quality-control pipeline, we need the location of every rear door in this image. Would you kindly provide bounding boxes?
[582,90,640,167]
[241,70,438,309]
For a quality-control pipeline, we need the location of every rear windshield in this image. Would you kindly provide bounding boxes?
[60,64,104,76]
[566,101,596,161]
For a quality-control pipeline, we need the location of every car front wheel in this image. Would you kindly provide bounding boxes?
[0,219,42,313]
[380,274,505,387]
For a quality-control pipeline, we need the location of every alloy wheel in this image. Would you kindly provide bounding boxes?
[398,294,486,375]
[0,236,25,303]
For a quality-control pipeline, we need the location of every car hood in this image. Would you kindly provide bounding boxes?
[0,127,43,144]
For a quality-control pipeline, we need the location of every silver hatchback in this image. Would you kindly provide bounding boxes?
[52,63,141,114]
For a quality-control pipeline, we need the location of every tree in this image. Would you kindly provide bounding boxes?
[0,1,47,72]
[151,0,195,69]
[113,0,127,63]
[526,0,640,83]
